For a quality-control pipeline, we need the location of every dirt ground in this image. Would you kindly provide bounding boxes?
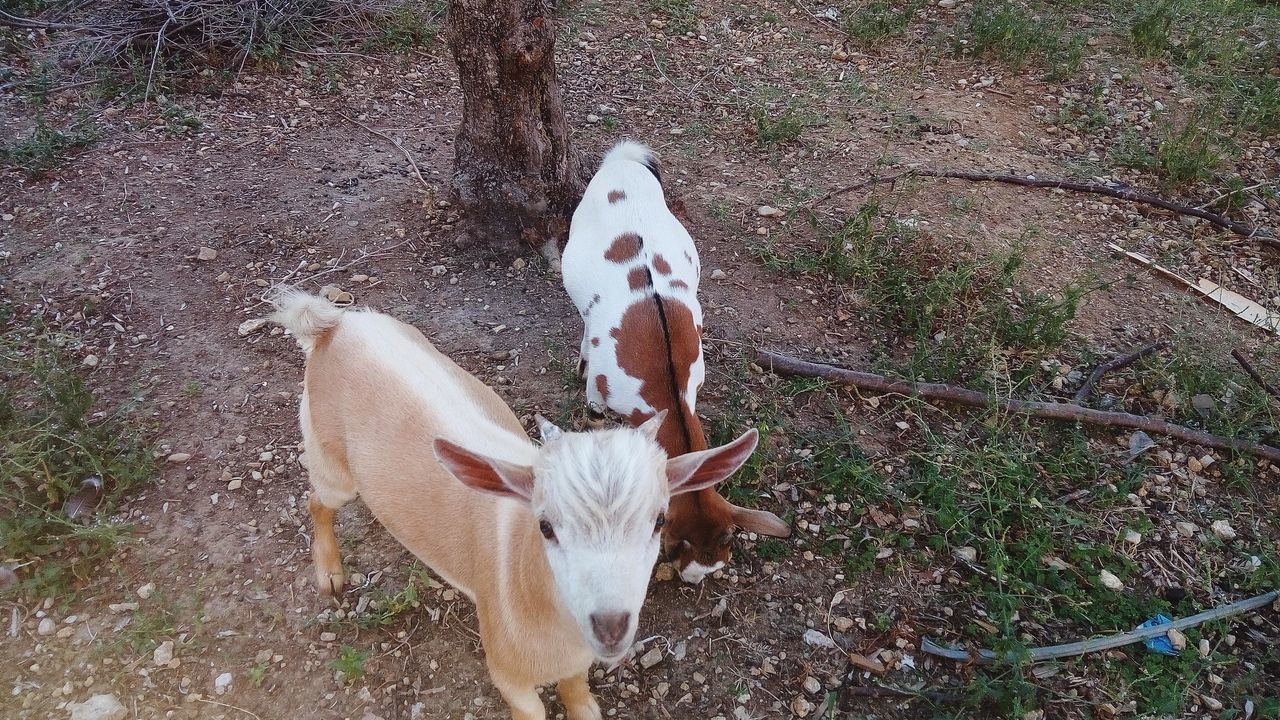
[3,2,1279,719]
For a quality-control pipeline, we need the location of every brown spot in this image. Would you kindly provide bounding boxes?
[610,298,705,456]
[604,233,642,263]
[669,279,689,290]
[595,375,610,403]
[607,189,627,204]
[652,254,672,275]
[627,266,651,291]
[591,337,600,347]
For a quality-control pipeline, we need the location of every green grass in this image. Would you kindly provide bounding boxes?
[753,107,806,146]
[330,645,369,683]
[953,1,1088,81]
[361,2,442,52]
[321,563,440,630]
[843,0,925,47]
[650,0,699,33]
[1,116,98,174]
[1111,119,1227,189]
[0,333,154,599]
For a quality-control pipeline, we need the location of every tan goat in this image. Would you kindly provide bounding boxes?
[271,289,759,720]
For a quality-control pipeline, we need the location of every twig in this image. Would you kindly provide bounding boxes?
[1074,341,1169,404]
[840,684,966,704]
[755,349,1280,463]
[922,590,1279,664]
[192,697,262,720]
[804,169,1280,250]
[337,112,431,191]
[1232,349,1280,401]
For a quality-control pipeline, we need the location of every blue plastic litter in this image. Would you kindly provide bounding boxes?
[1138,615,1179,656]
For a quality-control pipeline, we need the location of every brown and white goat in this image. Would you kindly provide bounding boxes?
[271,289,759,720]
[562,141,791,584]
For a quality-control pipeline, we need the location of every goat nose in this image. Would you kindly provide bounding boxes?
[589,611,631,647]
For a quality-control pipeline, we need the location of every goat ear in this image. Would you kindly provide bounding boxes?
[730,505,791,537]
[433,439,535,502]
[638,409,669,441]
[665,428,758,495]
[534,414,563,444]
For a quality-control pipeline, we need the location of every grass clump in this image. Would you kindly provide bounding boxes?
[330,645,369,683]
[953,0,1088,80]
[1,117,98,174]
[0,334,153,598]
[753,106,807,146]
[843,0,924,47]
[650,0,699,33]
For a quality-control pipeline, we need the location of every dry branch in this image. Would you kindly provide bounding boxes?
[338,113,432,191]
[806,169,1280,251]
[754,349,1280,463]
[1233,349,1280,401]
[1073,341,1168,404]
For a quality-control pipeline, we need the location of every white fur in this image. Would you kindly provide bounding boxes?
[562,140,705,423]
[678,559,725,584]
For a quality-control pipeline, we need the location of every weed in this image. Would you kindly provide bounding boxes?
[0,333,153,598]
[953,1,1088,80]
[247,662,269,687]
[1130,0,1176,57]
[753,107,806,146]
[182,380,205,397]
[844,0,924,47]
[650,0,699,33]
[754,538,793,561]
[330,645,368,683]
[1,116,98,174]
[362,3,441,52]
[161,103,202,137]
[327,564,440,630]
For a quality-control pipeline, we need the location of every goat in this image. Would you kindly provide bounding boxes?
[270,289,760,720]
[561,141,790,585]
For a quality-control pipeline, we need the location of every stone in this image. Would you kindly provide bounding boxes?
[82,354,99,368]
[1124,530,1141,544]
[640,647,663,669]
[1175,522,1197,538]
[1166,628,1187,650]
[833,616,855,632]
[756,205,783,217]
[137,582,156,600]
[1198,639,1211,658]
[166,453,192,463]
[954,546,978,563]
[1098,570,1124,591]
[153,640,175,667]
[710,269,727,280]
[653,564,675,582]
[38,618,55,635]
[791,695,814,717]
[320,632,337,642]
[1211,520,1236,540]
[238,318,269,336]
[802,676,821,694]
[214,672,233,694]
[69,694,127,720]
[196,247,218,261]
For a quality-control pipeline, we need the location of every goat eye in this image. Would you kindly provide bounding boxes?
[539,519,556,541]
[654,512,666,532]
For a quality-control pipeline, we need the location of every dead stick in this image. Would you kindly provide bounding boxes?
[338,112,432,192]
[805,170,1280,250]
[1073,341,1169,404]
[1232,349,1280,401]
[754,349,1280,463]
[922,589,1279,665]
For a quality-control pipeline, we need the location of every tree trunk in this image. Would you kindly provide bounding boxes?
[446,0,584,253]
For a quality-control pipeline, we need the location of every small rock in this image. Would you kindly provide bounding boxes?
[1098,570,1124,591]
[791,696,814,717]
[1175,522,1197,538]
[954,546,978,563]
[833,616,854,632]
[1124,529,1141,545]
[227,479,242,491]
[38,618,55,635]
[640,647,663,669]
[802,629,838,649]
[82,354,99,368]
[1211,520,1236,540]
[1167,628,1187,650]
[196,247,218,261]
[710,269,728,280]
[69,693,127,720]
[108,602,138,613]
[802,676,821,694]
[1127,431,1155,459]
[1201,695,1223,712]
[238,318,269,336]
[1199,454,1215,469]
[831,49,849,61]
[137,582,156,600]
[938,0,957,7]
[1191,394,1216,417]
[653,564,675,582]
[350,274,369,283]
[512,258,527,271]
[756,205,782,217]
[1198,638,1211,658]
[214,672,233,695]
[216,271,231,283]
[430,265,447,277]
[320,631,337,642]
[166,453,192,463]
[1187,457,1204,473]
[153,640,175,667]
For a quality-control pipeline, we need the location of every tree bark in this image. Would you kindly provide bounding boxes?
[446,0,584,253]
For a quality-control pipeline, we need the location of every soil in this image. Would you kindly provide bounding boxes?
[2,4,1278,720]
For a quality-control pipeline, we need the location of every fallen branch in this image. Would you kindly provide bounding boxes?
[1233,349,1280,401]
[338,112,432,192]
[1074,341,1169,404]
[754,349,1280,463]
[805,169,1279,250]
[922,589,1279,664]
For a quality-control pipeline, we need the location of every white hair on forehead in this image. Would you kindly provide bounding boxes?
[535,428,668,538]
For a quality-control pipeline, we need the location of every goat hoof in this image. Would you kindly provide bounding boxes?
[315,567,346,597]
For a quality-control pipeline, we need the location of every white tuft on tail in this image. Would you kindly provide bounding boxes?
[600,140,659,183]
[269,288,345,353]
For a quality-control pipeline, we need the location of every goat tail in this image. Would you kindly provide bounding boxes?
[268,287,344,353]
[601,140,661,184]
